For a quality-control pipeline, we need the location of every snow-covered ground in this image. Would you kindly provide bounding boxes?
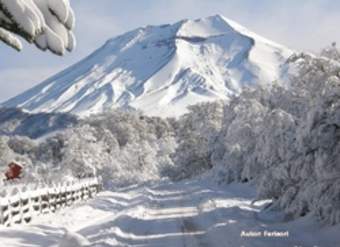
[0,179,339,247]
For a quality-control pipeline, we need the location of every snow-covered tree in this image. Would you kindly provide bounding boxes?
[0,0,75,55]
[172,101,224,180]
[321,42,340,61]
[0,136,13,166]
[276,54,340,224]
[205,50,340,225]
[59,125,98,179]
[210,89,269,183]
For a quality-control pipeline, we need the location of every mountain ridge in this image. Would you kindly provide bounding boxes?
[2,15,294,117]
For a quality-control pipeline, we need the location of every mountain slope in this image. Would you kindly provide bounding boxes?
[2,15,293,117]
[0,108,77,138]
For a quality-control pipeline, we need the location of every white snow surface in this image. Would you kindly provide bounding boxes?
[2,15,293,118]
[0,179,338,247]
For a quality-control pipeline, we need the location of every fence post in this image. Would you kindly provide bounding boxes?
[55,183,62,210]
[20,186,31,224]
[0,199,10,227]
[8,188,20,225]
[48,184,56,213]
[0,189,5,225]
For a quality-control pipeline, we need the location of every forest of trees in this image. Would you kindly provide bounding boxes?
[0,45,339,225]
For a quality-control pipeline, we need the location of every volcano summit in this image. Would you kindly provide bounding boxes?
[2,15,293,117]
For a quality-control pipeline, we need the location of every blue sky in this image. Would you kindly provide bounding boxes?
[0,0,339,102]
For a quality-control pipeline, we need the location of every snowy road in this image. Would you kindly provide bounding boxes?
[0,179,339,247]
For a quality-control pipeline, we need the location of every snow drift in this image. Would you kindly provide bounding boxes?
[2,15,292,117]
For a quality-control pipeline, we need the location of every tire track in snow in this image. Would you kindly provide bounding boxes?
[0,179,338,247]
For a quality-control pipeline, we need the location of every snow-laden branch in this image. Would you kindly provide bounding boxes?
[0,0,75,55]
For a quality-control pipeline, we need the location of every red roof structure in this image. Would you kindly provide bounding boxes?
[5,162,23,181]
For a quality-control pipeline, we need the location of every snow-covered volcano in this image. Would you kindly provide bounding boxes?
[2,15,293,117]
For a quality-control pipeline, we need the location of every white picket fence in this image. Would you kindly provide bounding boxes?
[0,177,102,227]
